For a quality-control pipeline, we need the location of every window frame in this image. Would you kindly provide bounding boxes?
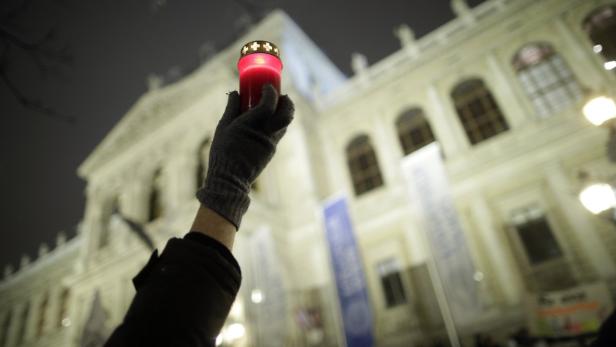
[451,78,510,145]
[376,258,408,309]
[512,43,583,117]
[395,107,436,156]
[346,134,384,196]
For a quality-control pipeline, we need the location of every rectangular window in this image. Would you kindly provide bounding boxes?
[513,213,563,265]
[377,258,407,308]
[0,310,12,347]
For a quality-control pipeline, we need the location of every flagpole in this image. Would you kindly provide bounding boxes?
[419,222,461,347]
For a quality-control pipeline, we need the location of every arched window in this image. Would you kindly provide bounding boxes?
[148,169,163,222]
[395,107,435,155]
[346,135,384,196]
[451,79,509,145]
[36,292,49,337]
[512,43,583,117]
[196,138,210,189]
[583,5,616,70]
[57,288,70,328]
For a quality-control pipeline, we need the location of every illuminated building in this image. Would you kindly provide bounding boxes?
[2,0,616,346]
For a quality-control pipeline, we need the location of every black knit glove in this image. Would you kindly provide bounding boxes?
[196,84,294,229]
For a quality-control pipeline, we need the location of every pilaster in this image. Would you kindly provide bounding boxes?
[544,162,616,279]
[469,195,524,306]
[426,84,469,158]
[485,52,530,128]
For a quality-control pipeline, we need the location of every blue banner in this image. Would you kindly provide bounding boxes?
[323,196,374,347]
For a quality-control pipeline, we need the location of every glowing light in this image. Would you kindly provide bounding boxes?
[582,96,616,126]
[215,334,223,346]
[253,56,266,65]
[251,289,263,304]
[579,183,616,214]
[223,323,246,343]
[229,300,244,319]
[593,44,603,53]
[605,60,616,71]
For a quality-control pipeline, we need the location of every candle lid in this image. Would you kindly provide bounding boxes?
[240,40,280,58]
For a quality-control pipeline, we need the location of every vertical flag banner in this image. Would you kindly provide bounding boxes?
[323,196,374,347]
[401,143,482,324]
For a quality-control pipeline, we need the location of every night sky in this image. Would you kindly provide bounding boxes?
[1,0,484,269]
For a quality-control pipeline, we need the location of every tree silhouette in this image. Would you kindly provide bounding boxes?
[0,0,74,123]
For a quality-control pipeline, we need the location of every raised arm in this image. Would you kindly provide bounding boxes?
[104,85,294,347]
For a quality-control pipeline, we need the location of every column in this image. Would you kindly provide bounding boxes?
[485,52,530,128]
[319,125,349,197]
[372,111,404,187]
[545,163,616,278]
[426,85,469,158]
[469,195,524,306]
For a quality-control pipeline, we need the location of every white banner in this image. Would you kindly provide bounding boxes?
[401,143,482,324]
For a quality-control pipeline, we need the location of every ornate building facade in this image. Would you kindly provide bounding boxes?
[2,0,616,346]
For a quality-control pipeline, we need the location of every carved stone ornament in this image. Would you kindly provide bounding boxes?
[351,53,368,75]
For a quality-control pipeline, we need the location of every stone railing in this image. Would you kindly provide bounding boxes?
[320,0,529,108]
[1,227,82,285]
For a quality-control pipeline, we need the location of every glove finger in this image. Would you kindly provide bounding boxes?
[218,91,241,128]
[265,94,294,134]
[238,84,279,126]
[271,127,287,144]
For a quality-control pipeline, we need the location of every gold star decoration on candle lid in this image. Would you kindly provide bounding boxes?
[240,40,280,58]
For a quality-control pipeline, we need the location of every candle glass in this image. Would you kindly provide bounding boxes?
[238,41,282,112]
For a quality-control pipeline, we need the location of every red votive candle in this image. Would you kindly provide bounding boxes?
[238,40,282,112]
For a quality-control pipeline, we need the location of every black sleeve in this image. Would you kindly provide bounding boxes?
[104,232,242,347]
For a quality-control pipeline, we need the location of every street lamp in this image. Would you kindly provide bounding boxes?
[578,96,616,218]
[582,96,616,126]
[250,289,263,304]
[579,183,616,215]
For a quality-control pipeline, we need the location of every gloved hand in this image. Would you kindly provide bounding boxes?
[196,84,294,229]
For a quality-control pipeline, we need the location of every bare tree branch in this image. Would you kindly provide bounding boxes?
[0,68,75,123]
[0,0,75,124]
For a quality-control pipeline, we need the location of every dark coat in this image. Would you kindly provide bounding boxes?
[592,308,616,347]
[104,232,241,347]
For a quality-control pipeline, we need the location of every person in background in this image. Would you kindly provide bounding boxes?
[103,84,294,347]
